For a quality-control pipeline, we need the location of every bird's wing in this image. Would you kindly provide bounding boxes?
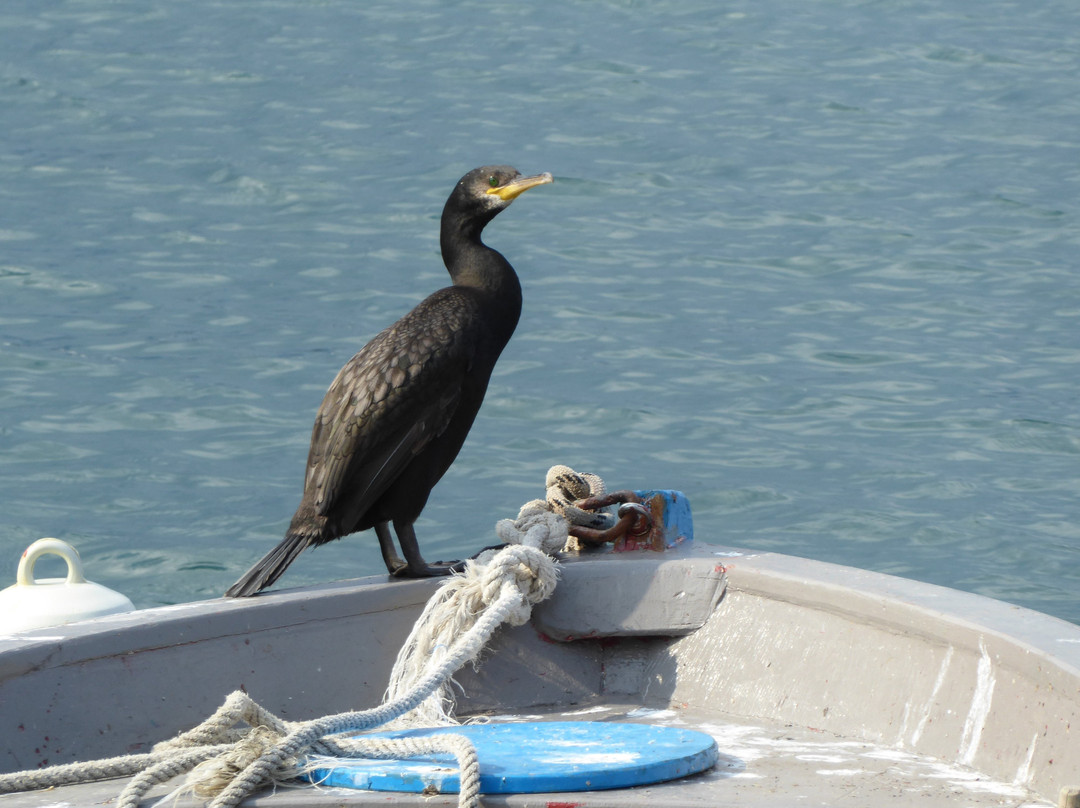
[303,289,481,519]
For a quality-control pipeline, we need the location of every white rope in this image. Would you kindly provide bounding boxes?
[0,466,608,808]
[386,522,564,728]
[204,588,518,808]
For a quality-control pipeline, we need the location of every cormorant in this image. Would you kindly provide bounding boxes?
[224,166,552,597]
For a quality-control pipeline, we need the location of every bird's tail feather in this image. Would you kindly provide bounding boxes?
[224,532,311,597]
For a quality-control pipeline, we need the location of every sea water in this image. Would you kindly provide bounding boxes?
[1,0,1078,623]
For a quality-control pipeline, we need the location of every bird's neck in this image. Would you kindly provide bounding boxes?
[440,213,523,327]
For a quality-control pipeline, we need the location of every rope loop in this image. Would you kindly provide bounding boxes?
[543,464,614,530]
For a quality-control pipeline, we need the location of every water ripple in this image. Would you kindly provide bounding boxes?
[1,0,1078,620]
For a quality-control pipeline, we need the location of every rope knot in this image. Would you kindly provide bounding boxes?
[188,726,286,800]
[494,504,568,555]
[479,544,557,621]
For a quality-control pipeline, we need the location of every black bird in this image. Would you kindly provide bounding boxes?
[225,166,552,597]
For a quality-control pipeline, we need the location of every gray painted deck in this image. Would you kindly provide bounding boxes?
[1,545,1078,806]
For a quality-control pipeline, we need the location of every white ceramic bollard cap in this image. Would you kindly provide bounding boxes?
[0,538,135,633]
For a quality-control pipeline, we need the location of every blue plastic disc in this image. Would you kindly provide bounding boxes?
[307,721,718,794]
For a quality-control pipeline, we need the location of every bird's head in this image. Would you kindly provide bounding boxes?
[451,165,553,221]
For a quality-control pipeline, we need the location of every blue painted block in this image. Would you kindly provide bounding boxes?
[633,489,694,547]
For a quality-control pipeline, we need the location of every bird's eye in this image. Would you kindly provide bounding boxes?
[488,175,499,187]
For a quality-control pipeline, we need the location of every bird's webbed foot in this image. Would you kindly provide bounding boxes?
[388,519,465,577]
[390,559,465,578]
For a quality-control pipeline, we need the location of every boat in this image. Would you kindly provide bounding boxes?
[1,540,1079,807]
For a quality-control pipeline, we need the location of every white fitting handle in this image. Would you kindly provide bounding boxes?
[17,538,88,586]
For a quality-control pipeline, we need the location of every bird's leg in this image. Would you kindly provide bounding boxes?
[375,521,408,575]
[391,519,464,577]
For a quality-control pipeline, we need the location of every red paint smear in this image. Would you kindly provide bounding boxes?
[546,803,583,808]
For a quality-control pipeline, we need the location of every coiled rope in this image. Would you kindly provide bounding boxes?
[516,463,615,533]
[0,466,611,808]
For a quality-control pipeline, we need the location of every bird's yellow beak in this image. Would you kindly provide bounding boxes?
[486,172,554,201]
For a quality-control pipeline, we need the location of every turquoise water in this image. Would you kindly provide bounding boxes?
[2,0,1079,623]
